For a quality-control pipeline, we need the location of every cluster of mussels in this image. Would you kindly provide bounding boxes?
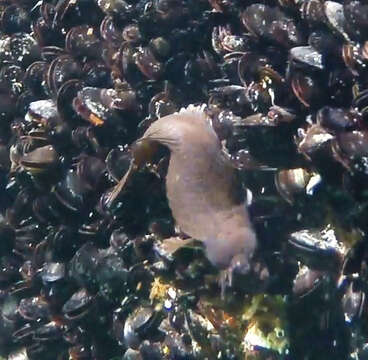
[1,0,368,359]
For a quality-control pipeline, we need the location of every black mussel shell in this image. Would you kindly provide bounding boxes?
[106,146,132,182]
[123,306,164,350]
[288,228,346,272]
[46,55,82,97]
[18,296,50,321]
[73,87,121,126]
[56,79,85,125]
[65,25,103,59]
[1,5,31,34]
[62,288,96,320]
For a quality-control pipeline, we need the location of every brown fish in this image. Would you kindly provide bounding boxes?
[108,105,258,277]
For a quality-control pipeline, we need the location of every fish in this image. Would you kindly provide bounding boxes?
[108,105,261,286]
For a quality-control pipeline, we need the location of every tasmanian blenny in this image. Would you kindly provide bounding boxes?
[109,105,260,283]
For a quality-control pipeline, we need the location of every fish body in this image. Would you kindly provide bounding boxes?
[140,106,257,270]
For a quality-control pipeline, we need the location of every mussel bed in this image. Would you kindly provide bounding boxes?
[0,0,368,359]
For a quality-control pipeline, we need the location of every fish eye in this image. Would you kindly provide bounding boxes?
[230,253,251,275]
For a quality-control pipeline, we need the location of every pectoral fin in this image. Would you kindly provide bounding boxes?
[160,237,196,255]
[105,160,136,207]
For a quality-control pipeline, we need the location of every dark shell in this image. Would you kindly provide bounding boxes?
[65,25,102,59]
[56,79,85,124]
[288,227,346,272]
[242,4,302,47]
[73,87,121,126]
[62,288,95,320]
[18,296,50,321]
[52,169,92,213]
[41,262,66,283]
[100,16,123,46]
[316,106,360,132]
[123,306,162,349]
[106,146,132,182]
[290,71,325,108]
[46,55,82,97]
[1,5,31,34]
[20,145,59,172]
[0,0,367,359]
[8,33,39,68]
